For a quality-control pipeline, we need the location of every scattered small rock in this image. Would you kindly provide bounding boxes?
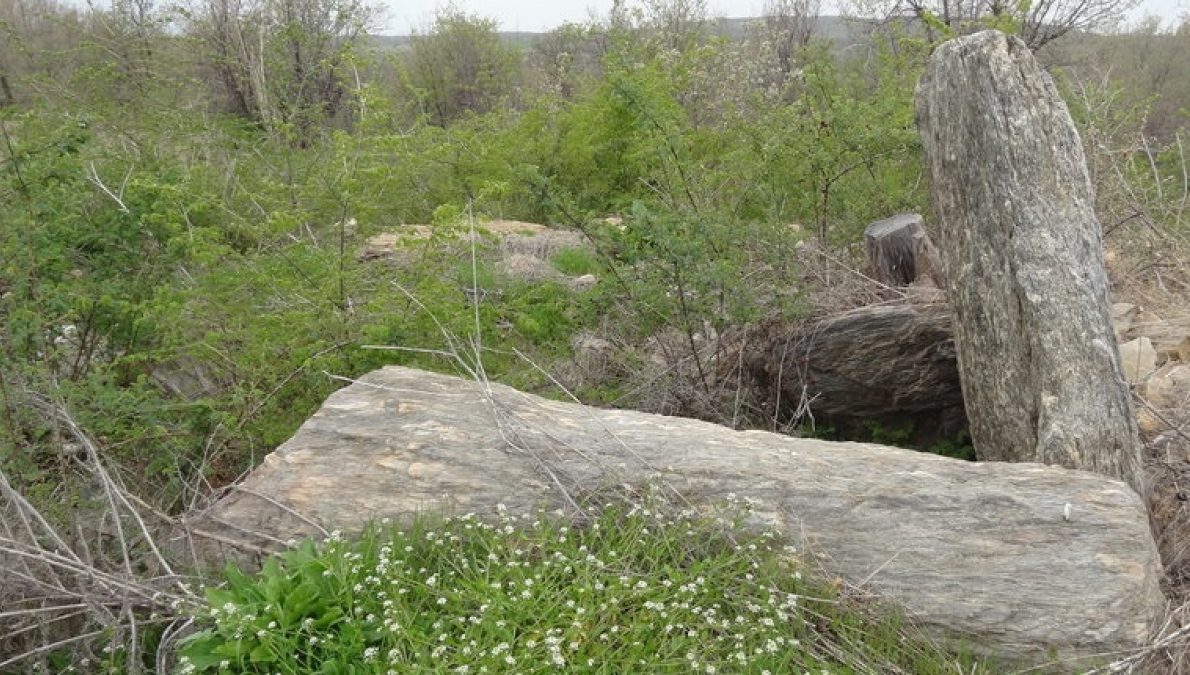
[1120,337,1159,385]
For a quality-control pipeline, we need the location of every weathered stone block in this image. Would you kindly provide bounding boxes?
[184,365,1164,669]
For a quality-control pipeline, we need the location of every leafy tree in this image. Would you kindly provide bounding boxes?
[527,22,604,101]
[186,0,375,139]
[400,10,519,127]
[758,0,820,85]
[0,0,88,103]
[609,0,711,54]
[96,0,159,71]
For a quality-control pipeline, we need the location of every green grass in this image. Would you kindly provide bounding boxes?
[550,247,601,277]
[177,495,993,674]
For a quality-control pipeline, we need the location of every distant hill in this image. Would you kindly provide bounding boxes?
[369,15,865,52]
[714,15,860,43]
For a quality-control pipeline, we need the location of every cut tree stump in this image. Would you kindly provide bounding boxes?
[915,31,1144,494]
[865,213,945,289]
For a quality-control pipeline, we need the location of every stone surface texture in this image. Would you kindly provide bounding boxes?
[916,31,1143,493]
[1138,363,1190,435]
[186,365,1164,668]
[746,304,966,448]
[1119,337,1159,385]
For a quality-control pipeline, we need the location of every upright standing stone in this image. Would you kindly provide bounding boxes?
[915,31,1143,494]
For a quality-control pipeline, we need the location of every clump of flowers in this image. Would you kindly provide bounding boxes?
[177,495,987,674]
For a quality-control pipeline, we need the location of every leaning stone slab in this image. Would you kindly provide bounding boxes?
[184,366,1163,668]
[746,304,965,449]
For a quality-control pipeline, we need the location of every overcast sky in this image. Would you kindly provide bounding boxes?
[378,0,1188,34]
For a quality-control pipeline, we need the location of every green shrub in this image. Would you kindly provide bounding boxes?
[863,421,915,447]
[929,430,977,462]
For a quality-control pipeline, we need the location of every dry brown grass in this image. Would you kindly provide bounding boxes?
[1097,218,1190,673]
[0,395,201,672]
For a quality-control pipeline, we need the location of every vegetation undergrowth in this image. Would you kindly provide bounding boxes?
[177,495,992,674]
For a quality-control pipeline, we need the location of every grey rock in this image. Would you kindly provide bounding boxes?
[1138,363,1190,436]
[1119,337,1159,385]
[747,304,967,449]
[865,213,946,290]
[185,365,1164,668]
[917,31,1143,494]
[1111,302,1139,342]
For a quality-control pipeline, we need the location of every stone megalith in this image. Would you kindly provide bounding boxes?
[746,304,967,448]
[184,365,1165,668]
[915,31,1143,495]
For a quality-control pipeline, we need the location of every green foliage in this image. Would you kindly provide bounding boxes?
[503,281,581,344]
[179,498,992,673]
[929,430,977,461]
[737,46,925,243]
[918,9,957,41]
[182,0,374,141]
[0,109,218,495]
[803,420,976,461]
[863,420,915,447]
[893,0,1060,49]
[1,103,414,504]
[979,1,1026,36]
[551,247,601,276]
[1054,64,1190,240]
[400,10,522,127]
[527,22,604,101]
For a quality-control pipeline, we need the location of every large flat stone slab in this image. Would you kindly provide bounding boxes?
[184,365,1164,668]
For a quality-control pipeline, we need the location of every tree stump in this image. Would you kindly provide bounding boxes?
[864,213,945,289]
[915,31,1143,495]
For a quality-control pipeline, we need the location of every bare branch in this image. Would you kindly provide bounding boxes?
[86,161,130,213]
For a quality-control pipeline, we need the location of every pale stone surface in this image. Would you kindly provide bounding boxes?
[185,365,1164,668]
[358,220,591,283]
[566,273,599,293]
[1112,302,1139,342]
[1121,308,1190,362]
[1138,363,1190,435]
[916,31,1143,494]
[358,227,434,260]
[1119,337,1159,385]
